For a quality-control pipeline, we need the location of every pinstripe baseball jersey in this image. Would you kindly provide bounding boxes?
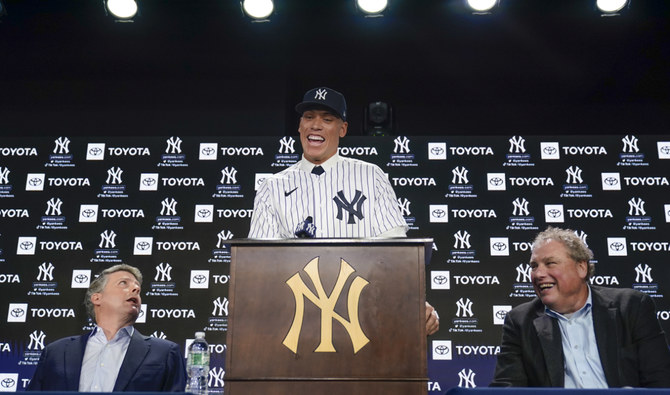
[248,154,409,239]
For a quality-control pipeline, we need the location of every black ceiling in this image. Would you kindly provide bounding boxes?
[1,0,669,136]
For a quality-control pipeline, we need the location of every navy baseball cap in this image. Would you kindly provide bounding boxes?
[295,87,347,121]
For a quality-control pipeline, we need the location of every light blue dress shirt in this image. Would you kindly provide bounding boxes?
[545,287,609,388]
[79,326,134,392]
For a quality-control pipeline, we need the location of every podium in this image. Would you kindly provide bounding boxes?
[224,238,432,395]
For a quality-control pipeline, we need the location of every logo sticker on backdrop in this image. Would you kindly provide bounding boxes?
[446,166,477,198]
[27,262,59,297]
[601,172,622,191]
[16,237,37,256]
[450,297,482,334]
[91,229,122,264]
[213,167,243,198]
[458,368,478,388]
[199,143,218,160]
[153,197,183,230]
[205,296,229,332]
[430,204,449,223]
[432,340,452,361]
[447,230,480,264]
[98,166,128,198]
[507,197,538,231]
[493,305,512,325]
[25,173,45,192]
[0,373,19,391]
[561,165,593,198]
[618,134,648,167]
[189,270,210,289]
[489,237,509,257]
[46,136,75,168]
[504,135,534,167]
[20,330,45,366]
[427,142,447,160]
[71,269,91,289]
[540,142,560,160]
[624,197,655,230]
[544,204,565,223]
[397,197,417,230]
[147,262,178,297]
[7,303,28,323]
[209,230,233,264]
[159,136,188,167]
[510,263,535,298]
[139,173,159,191]
[430,271,450,290]
[632,263,662,298]
[0,167,15,198]
[387,136,417,167]
[273,136,299,167]
[38,197,67,230]
[657,141,670,159]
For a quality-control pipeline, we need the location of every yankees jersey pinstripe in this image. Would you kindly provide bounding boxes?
[248,154,409,239]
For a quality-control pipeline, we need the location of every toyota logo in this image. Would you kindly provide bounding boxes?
[197,209,212,218]
[495,310,508,320]
[193,275,207,284]
[201,147,216,156]
[430,146,445,156]
[542,146,557,155]
[142,178,156,186]
[81,209,96,218]
[603,177,618,186]
[74,274,89,283]
[434,345,450,355]
[546,209,562,218]
[432,209,446,218]
[20,241,34,250]
[28,177,43,186]
[10,308,25,318]
[433,275,448,285]
[491,242,507,251]
[88,147,103,156]
[1,378,16,389]
[660,145,670,155]
[136,241,151,250]
[489,177,504,186]
[609,242,625,251]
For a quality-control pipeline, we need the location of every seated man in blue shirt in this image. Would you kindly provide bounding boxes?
[28,264,186,392]
[491,226,670,387]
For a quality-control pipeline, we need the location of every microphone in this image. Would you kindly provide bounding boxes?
[294,216,317,238]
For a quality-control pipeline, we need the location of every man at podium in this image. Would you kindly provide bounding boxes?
[491,227,670,387]
[248,86,439,335]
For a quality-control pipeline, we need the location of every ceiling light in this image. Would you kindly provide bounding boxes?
[356,0,389,15]
[105,0,138,21]
[466,0,498,13]
[596,0,629,14]
[242,0,274,20]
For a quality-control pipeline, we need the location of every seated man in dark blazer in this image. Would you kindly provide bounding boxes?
[28,264,186,392]
[491,227,670,388]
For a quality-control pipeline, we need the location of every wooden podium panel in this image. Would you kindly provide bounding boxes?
[225,239,430,395]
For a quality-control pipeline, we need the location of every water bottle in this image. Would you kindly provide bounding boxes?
[186,332,210,395]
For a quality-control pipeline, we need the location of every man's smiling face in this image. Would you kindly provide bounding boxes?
[530,239,589,314]
[298,109,348,165]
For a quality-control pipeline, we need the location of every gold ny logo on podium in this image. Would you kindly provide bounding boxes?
[283,257,370,354]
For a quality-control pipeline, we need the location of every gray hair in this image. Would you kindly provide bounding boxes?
[531,227,595,279]
[84,264,143,321]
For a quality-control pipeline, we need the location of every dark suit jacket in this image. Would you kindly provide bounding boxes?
[27,328,186,392]
[491,286,670,387]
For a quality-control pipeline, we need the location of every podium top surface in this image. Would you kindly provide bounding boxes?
[231,238,433,246]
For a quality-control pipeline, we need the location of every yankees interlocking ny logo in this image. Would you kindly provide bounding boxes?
[333,190,366,224]
[283,257,369,354]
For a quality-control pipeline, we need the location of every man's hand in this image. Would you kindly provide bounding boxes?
[426,301,439,335]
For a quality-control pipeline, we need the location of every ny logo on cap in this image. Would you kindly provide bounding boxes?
[315,88,328,101]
